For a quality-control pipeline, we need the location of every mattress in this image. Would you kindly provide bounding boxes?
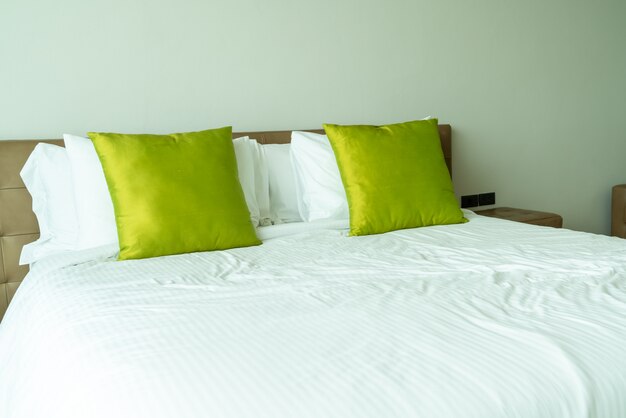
[1,211,626,418]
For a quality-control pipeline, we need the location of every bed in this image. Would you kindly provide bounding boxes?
[1,126,626,418]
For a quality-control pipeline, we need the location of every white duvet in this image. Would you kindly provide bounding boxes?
[2,212,626,418]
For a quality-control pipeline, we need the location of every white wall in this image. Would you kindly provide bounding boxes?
[1,0,625,233]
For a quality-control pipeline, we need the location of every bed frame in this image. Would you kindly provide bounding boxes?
[0,125,451,320]
[612,184,626,238]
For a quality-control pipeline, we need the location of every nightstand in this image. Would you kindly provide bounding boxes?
[475,207,563,228]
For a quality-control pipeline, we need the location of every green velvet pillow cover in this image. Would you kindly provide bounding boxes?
[323,119,466,236]
[89,127,261,260]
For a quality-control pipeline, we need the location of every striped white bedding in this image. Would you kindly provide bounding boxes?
[1,211,626,418]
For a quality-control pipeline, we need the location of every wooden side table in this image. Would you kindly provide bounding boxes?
[475,207,563,228]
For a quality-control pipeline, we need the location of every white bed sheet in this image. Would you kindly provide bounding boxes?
[2,212,626,418]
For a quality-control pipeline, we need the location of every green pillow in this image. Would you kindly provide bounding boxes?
[323,119,466,236]
[88,127,261,260]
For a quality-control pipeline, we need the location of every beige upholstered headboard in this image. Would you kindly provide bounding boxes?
[0,124,451,320]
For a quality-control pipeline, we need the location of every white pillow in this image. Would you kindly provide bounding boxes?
[263,143,302,224]
[19,144,79,264]
[233,136,262,227]
[247,139,271,226]
[64,134,118,249]
[64,134,264,249]
[290,131,348,222]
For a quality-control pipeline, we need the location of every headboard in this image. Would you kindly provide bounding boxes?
[0,124,451,320]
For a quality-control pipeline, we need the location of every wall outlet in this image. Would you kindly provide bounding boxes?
[461,194,479,208]
[478,192,496,206]
[462,192,496,208]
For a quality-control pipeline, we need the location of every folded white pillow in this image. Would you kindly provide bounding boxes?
[19,144,79,264]
[63,134,267,250]
[263,143,302,224]
[290,131,348,222]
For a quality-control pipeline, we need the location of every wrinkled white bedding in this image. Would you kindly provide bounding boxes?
[1,212,626,418]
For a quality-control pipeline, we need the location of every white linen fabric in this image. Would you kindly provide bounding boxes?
[233,136,262,227]
[256,218,349,241]
[248,138,271,226]
[63,134,266,247]
[19,143,79,264]
[63,133,118,249]
[263,143,302,223]
[2,212,626,418]
[290,131,349,222]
